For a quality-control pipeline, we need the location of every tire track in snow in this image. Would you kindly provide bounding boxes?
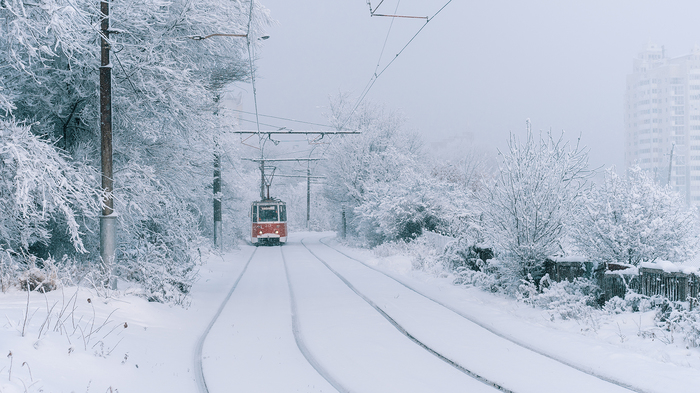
[194,248,257,393]
[299,238,514,393]
[280,246,348,393]
[315,236,646,393]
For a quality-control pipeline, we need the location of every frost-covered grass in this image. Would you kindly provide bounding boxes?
[0,248,249,392]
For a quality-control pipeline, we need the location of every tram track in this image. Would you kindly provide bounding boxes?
[280,246,348,393]
[297,237,512,392]
[195,247,258,393]
[283,237,500,392]
[195,245,338,393]
[195,235,640,393]
[303,236,639,393]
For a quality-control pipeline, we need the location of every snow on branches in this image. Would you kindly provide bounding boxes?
[0,119,98,254]
[572,166,699,266]
[480,130,591,285]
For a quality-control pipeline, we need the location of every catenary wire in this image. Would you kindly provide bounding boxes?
[339,0,453,130]
[230,109,334,128]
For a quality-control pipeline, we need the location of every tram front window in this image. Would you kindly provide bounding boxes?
[258,205,279,222]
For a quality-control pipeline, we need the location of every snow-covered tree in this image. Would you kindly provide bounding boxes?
[0,119,98,255]
[572,166,699,266]
[0,0,272,299]
[323,95,438,246]
[480,130,591,285]
[323,95,477,247]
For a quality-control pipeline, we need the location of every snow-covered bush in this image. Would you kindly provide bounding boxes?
[440,238,493,272]
[670,309,700,347]
[517,275,601,321]
[479,130,591,289]
[572,166,699,266]
[452,264,501,293]
[603,293,662,314]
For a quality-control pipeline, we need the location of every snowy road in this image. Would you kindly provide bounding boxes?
[198,233,637,393]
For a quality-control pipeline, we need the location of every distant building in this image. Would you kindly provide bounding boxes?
[625,43,700,204]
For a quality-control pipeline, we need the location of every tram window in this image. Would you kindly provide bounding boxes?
[259,205,278,222]
[279,204,287,221]
[252,205,257,222]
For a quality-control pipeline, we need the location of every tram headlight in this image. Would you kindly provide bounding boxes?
[275,230,279,234]
[258,230,263,235]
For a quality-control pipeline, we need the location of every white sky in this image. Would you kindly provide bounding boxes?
[231,0,700,170]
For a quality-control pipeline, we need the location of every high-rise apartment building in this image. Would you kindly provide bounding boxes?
[625,43,700,204]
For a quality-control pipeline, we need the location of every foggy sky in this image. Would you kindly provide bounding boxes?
[230,0,700,171]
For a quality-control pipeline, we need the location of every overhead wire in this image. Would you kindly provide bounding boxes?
[375,0,401,76]
[230,109,334,128]
[246,0,263,152]
[338,0,453,131]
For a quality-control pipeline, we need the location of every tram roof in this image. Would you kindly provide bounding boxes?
[252,198,285,205]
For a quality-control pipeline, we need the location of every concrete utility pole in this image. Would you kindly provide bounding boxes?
[260,161,266,199]
[185,35,260,250]
[99,0,117,289]
[307,167,311,228]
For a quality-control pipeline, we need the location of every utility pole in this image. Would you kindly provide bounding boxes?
[213,147,222,249]
[99,0,117,289]
[260,161,266,199]
[306,166,311,229]
[213,95,223,250]
[242,157,323,201]
[238,130,358,234]
[185,35,263,250]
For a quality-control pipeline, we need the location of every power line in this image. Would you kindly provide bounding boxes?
[339,0,453,130]
[374,0,401,76]
[230,109,334,128]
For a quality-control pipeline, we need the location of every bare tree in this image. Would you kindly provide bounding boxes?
[480,130,591,286]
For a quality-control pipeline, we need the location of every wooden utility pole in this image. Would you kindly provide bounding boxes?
[213,149,222,249]
[99,0,117,289]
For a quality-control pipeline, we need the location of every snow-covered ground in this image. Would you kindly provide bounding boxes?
[2,232,700,392]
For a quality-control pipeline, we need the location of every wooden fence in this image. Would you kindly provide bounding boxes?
[601,267,699,302]
[545,259,700,302]
[543,260,596,283]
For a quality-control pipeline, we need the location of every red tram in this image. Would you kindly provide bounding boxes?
[251,199,287,245]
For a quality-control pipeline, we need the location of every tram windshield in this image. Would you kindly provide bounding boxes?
[258,205,279,222]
